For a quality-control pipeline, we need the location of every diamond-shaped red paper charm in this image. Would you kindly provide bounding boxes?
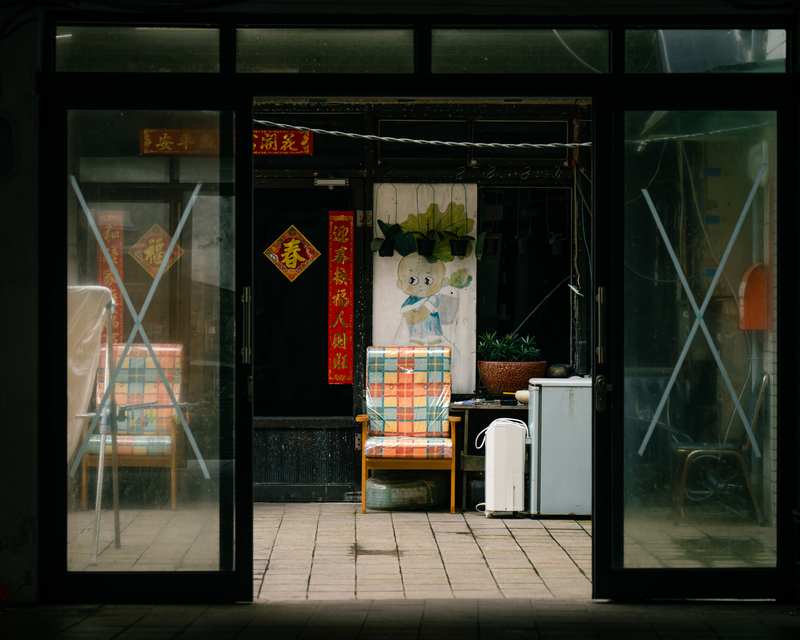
[264,225,320,282]
[129,224,184,278]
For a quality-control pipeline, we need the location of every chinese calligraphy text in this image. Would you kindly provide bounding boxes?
[328,212,355,384]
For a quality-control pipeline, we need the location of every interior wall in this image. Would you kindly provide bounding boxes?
[763,132,779,526]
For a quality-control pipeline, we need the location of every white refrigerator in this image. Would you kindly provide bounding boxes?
[527,377,592,516]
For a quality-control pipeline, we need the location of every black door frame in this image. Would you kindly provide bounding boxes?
[39,8,800,603]
[40,91,254,603]
[592,82,798,602]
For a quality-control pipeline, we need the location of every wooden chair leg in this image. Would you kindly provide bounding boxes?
[450,423,457,513]
[361,420,368,514]
[450,461,456,514]
[361,465,367,514]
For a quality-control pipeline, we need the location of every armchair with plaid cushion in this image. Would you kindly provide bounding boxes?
[356,346,460,513]
[81,344,187,511]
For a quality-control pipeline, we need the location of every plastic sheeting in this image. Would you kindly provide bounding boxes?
[365,346,452,437]
[67,286,112,466]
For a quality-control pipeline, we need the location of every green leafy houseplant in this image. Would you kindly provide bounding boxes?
[411,220,443,256]
[400,202,474,263]
[442,203,475,256]
[475,332,547,395]
[370,219,415,257]
[476,332,542,362]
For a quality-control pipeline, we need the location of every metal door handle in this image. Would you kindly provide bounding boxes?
[595,286,605,364]
[241,286,251,364]
[595,375,611,412]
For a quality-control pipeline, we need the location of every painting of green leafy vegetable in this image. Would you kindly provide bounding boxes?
[397,202,475,263]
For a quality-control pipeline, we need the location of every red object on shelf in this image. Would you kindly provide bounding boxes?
[739,262,772,331]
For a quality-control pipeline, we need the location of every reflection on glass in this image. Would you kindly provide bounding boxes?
[66,110,235,572]
[625,30,786,73]
[432,29,609,73]
[237,29,414,73]
[622,110,777,569]
[56,27,220,73]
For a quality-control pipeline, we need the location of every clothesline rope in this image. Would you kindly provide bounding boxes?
[254,117,764,150]
[254,118,592,150]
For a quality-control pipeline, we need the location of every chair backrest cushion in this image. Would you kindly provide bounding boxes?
[365,346,451,437]
[97,344,183,436]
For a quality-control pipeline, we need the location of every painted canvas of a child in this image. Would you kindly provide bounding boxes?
[397,253,450,345]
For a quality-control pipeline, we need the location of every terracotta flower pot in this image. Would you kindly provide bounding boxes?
[477,360,548,395]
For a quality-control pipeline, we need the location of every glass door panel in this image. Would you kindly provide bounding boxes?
[66,109,236,573]
[621,110,777,570]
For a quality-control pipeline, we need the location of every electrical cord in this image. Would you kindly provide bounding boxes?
[551,29,602,74]
[512,275,569,336]
[474,418,529,514]
[474,418,530,450]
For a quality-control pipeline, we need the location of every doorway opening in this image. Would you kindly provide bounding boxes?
[250,97,593,505]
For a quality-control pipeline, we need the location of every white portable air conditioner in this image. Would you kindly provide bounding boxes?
[477,418,528,517]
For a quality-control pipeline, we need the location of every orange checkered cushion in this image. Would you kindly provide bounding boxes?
[89,344,183,456]
[365,346,451,437]
[364,436,452,459]
[364,346,453,459]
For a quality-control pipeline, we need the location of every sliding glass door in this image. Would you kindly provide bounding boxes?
[52,104,252,602]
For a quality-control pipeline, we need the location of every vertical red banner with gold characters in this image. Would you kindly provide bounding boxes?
[97,211,124,343]
[328,211,355,384]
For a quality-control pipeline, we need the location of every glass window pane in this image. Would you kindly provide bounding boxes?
[56,27,220,73]
[432,29,609,74]
[621,110,777,569]
[67,109,235,571]
[237,29,414,73]
[626,30,786,73]
[79,157,170,183]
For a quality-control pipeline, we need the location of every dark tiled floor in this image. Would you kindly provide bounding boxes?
[3,599,800,639]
